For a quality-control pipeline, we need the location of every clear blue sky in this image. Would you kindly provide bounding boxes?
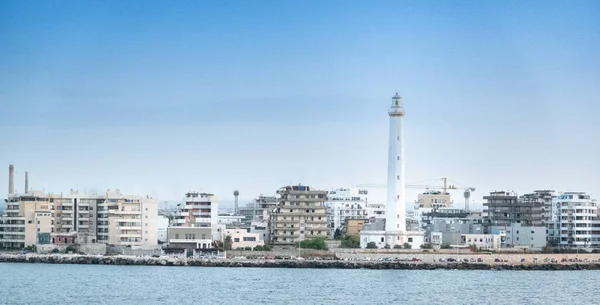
[1,1,599,208]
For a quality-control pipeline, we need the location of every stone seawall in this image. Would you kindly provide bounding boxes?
[2,254,600,270]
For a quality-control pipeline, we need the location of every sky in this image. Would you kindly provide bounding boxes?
[1,1,599,209]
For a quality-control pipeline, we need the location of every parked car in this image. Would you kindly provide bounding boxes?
[477,258,483,263]
[439,258,446,262]
[411,257,422,262]
[447,258,456,262]
[469,258,476,262]
[520,258,526,263]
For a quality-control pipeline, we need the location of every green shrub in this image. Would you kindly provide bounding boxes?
[402,242,412,249]
[296,238,328,250]
[340,235,360,248]
[366,242,378,249]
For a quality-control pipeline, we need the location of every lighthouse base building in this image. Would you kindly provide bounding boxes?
[360,230,424,249]
[360,93,424,249]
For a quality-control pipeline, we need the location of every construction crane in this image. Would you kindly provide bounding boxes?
[356,177,476,211]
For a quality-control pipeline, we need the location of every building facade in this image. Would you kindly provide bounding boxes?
[552,192,599,247]
[416,191,452,209]
[269,185,328,245]
[224,228,264,249]
[0,188,158,249]
[324,187,384,237]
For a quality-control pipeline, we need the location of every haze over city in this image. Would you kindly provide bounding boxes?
[1,1,599,206]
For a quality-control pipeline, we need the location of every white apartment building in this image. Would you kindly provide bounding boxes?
[552,192,599,247]
[325,188,384,237]
[106,191,158,248]
[167,192,219,250]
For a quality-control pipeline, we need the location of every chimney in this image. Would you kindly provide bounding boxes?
[8,164,14,195]
[25,171,28,194]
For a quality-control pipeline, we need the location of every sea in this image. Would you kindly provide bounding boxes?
[0,263,597,305]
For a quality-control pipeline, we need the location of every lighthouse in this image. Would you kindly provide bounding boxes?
[359,92,423,249]
[385,93,406,233]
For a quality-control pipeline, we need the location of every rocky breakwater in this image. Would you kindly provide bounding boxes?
[2,253,600,270]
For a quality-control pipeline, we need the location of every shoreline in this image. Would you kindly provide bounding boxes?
[2,254,600,271]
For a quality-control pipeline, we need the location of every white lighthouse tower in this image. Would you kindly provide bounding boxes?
[385,92,406,233]
[360,92,424,249]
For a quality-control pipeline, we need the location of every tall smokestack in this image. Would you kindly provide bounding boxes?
[25,171,28,194]
[9,164,14,195]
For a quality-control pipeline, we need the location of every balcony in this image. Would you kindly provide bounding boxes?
[0,238,25,243]
[175,211,189,217]
[182,204,210,209]
[173,219,186,224]
[194,218,211,224]
[192,211,211,216]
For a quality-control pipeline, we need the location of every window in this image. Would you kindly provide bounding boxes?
[381,237,384,242]
[408,237,413,242]
[175,233,179,239]
[234,238,240,242]
[243,237,256,242]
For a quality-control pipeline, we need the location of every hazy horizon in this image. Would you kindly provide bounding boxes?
[1,1,599,204]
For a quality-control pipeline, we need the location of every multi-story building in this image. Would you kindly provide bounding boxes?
[172,192,218,229]
[167,192,219,251]
[324,187,384,237]
[0,187,158,249]
[238,195,279,224]
[552,192,598,247]
[105,191,158,247]
[269,185,328,245]
[416,191,452,209]
[0,190,52,248]
[483,191,546,227]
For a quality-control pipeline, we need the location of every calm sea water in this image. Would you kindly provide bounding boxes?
[0,263,597,304]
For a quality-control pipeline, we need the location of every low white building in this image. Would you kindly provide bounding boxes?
[461,233,501,250]
[224,228,264,249]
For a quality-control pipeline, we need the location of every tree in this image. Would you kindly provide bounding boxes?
[296,238,328,250]
[224,235,233,251]
[253,245,263,251]
[334,228,343,240]
[366,242,378,249]
[384,244,391,249]
[547,238,559,247]
[420,243,433,249]
[440,244,451,249]
[340,235,360,248]
[402,242,411,249]
[393,244,403,249]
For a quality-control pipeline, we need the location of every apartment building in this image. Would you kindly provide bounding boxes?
[416,191,452,209]
[105,191,158,248]
[483,191,546,227]
[0,190,52,248]
[324,187,384,237]
[270,185,328,245]
[167,192,219,251]
[0,188,158,249]
[238,195,279,224]
[552,192,599,247]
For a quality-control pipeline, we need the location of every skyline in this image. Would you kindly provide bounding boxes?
[1,1,599,205]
